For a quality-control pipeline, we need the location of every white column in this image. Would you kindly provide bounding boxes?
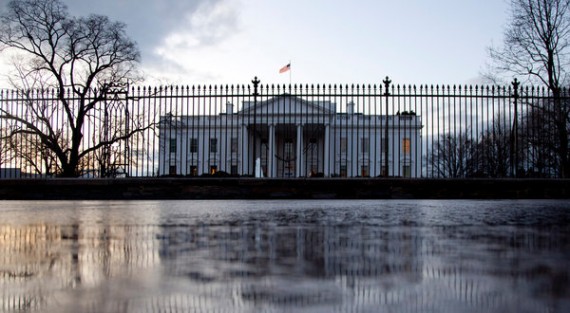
[241,124,249,175]
[296,124,303,177]
[324,124,330,177]
[268,124,275,178]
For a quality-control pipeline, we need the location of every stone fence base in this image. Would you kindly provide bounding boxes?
[0,178,568,200]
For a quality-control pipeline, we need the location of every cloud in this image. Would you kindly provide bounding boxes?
[148,0,242,84]
[158,0,240,51]
[61,0,242,84]
[65,0,237,56]
[64,0,241,83]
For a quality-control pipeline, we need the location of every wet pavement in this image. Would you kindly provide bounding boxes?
[1,200,569,312]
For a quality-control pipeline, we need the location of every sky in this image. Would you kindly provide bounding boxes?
[0,0,510,87]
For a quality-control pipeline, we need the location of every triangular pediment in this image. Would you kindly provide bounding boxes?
[240,94,336,115]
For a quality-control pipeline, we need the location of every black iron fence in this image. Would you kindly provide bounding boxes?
[0,77,568,178]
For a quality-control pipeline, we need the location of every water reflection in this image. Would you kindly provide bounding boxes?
[0,223,161,312]
[0,200,569,312]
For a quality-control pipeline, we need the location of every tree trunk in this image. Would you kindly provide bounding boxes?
[59,126,83,177]
[60,163,77,177]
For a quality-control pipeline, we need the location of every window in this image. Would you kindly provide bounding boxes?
[260,139,268,164]
[340,165,347,177]
[403,165,411,178]
[190,166,197,176]
[231,137,238,154]
[309,165,318,177]
[210,165,217,175]
[284,139,293,159]
[381,138,388,151]
[361,137,370,154]
[308,138,318,171]
[381,165,388,177]
[361,165,369,177]
[308,138,318,152]
[169,139,177,153]
[189,138,198,153]
[340,137,347,154]
[210,138,218,153]
[402,138,411,155]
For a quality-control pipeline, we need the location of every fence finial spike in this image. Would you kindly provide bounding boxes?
[512,78,520,90]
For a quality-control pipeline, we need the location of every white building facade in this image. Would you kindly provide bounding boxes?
[159,95,422,178]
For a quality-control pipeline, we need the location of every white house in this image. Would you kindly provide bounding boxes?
[159,95,422,178]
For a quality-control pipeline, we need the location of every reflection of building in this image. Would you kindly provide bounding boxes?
[159,95,422,177]
[2,212,558,312]
[158,223,424,309]
[0,223,160,312]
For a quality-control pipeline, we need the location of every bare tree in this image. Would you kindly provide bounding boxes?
[518,96,567,176]
[8,130,62,176]
[489,0,570,177]
[429,131,476,178]
[0,0,144,177]
[0,127,14,168]
[472,119,513,178]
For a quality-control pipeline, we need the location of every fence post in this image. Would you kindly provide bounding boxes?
[511,78,520,178]
[383,76,391,176]
[124,84,130,177]
[251,77,260,176]
[102,82,129,178]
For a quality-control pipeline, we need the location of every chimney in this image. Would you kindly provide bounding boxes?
[347,101,355,114]
[226,102,234,114]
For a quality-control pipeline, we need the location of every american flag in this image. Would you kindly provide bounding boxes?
[279,63,290,73]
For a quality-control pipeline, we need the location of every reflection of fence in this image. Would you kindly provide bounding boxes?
[0,77,568,178]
